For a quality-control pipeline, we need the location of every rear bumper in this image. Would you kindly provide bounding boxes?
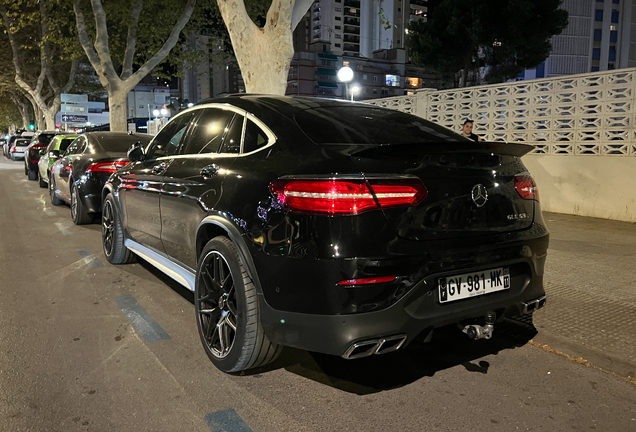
[259,252,547,357]
[26,156,40,171]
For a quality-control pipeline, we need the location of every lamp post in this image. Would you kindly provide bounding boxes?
[350,84,360,102]
[337,66,354,101]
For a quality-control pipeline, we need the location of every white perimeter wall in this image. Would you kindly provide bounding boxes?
[523,155,636,223]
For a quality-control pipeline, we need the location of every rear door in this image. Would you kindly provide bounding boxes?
[159,107,239,268]
[120,111,197,252]
[55,136,86,201]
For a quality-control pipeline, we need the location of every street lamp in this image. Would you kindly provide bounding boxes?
[160,108,168,117]
[337,66,354,100]
[350,84,360,102]
[153,109,160,118]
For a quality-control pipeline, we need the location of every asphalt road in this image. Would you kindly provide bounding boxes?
[1,157,635,432]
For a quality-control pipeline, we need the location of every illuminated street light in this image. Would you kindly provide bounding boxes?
[160,108,168,117]
[337,66,354,101]
[153,109,160,117]
[350,84,360,102]
[187,103,194,108]
[337,66,354,83]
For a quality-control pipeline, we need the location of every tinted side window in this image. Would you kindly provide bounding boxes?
[243,119,269,153]
[219,115,243,154]
[147,112,195,159]
[46,140,57,153]
[59,138,75,153]
[182,109,235,155]
[64,137,84,156]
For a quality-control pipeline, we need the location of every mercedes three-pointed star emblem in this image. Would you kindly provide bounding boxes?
[471,184,488,207]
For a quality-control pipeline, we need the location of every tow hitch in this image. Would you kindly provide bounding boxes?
[462,311,497,340]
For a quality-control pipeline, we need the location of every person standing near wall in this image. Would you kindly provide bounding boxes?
[461,119,483,142]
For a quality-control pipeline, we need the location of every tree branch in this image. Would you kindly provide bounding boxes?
[121,0,144,80]
[60,59,80,95]
[291,0,314,30]
[217,0,258,37]
[40,1,58,91]
[1,5,44,105]
[73,0,112,88]
[129,0,196,86]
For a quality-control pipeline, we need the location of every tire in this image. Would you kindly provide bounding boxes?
[49,177,62,206]
[24,163,28,175]
[28,168,37,181]
[70,182,93,225]
[38,173,47,188]
[102,193,134,264]
[195,236,281,373]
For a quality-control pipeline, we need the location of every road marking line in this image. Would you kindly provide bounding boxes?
[204,409,254,432]
[54,222,73,235]
[41,257,92,280]
[77,248,104,268]
[115,295,171,343]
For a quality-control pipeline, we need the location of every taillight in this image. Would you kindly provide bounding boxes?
[337,276,397,286]
[514,174,539,202]
[269,178,427,215]
[86,161,129,173]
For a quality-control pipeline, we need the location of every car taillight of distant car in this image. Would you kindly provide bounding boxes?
[86,161,130,173]
[269,177,427,215]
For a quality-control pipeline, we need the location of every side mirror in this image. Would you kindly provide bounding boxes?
[50,150,60,158]
[127,142,145,162]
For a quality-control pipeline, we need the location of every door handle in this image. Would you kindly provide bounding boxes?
[200,164,219,178]
[152,163,167,175]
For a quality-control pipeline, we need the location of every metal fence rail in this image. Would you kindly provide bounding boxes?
[366,68,636,156]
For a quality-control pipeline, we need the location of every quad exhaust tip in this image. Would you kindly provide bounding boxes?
[342,334,407,360]
[523,295,547,314]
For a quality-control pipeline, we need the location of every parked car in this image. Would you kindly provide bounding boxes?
[37,134,79,188]
[101,95,549,373]
[24,131,67,180]
[49,132,152,224]
[4,131,34,158]
[8,137,32,160]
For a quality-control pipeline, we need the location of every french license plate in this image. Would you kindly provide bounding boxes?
[438,267,510,303]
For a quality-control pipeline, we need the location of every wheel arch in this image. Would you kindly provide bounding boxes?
[197,216,263,295]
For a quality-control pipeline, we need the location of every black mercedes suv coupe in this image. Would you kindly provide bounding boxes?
[102,95,549,373]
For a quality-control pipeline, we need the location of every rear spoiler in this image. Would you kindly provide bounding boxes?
[340,141,534,159]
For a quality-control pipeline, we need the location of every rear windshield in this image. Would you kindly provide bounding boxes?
[15,139,30,146]
[295,106,465,145]
[39,133,56,144]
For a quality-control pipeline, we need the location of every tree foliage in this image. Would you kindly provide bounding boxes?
[0,0,81,129]
[407,0,569,87]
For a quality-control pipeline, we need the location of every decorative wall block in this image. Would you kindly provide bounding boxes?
[366,68,636,156]
[576,143,601,154]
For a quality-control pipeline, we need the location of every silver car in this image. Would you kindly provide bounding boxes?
[9,138,31,160]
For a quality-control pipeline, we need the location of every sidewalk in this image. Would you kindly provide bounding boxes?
[516,212,636,380]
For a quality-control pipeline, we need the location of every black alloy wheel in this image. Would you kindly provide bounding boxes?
[195,237,281,373]
[102,194,134,264]
[71,183,92,225]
